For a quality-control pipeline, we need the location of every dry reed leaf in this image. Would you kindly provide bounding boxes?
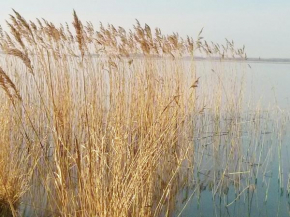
[12,9,31,33]
[190,77,200,89]
[6,21,25,50]
[72,10,85,57]
[108,58,118,69]
[6,48,33,74]
[0,66,21,102]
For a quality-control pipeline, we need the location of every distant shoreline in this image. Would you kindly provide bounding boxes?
[1,51,289,64]
[191,57,290,64]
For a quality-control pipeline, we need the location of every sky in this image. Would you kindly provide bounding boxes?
[0,0,289,58]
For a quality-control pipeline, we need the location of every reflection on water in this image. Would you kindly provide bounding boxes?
[175,61,290,217]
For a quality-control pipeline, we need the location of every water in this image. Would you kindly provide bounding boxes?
[175,60,290,217]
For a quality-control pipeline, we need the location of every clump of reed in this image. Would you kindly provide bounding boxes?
[0,10,246,217]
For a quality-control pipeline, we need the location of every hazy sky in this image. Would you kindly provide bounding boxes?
[0,0,289,58]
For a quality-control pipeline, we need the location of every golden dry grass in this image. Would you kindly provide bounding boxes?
[0,10,245,217]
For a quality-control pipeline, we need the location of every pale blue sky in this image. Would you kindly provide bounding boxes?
[0,0,289,58]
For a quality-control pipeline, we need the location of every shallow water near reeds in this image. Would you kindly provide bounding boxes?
[175,60,290,217]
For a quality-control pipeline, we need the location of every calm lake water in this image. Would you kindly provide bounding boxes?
[175,61,290,217]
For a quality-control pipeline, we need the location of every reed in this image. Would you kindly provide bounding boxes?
[0,9,244,217]
[2,9,278,217]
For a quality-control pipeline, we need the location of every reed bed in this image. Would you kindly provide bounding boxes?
[0,10,250,217]
[5,9,288,217]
